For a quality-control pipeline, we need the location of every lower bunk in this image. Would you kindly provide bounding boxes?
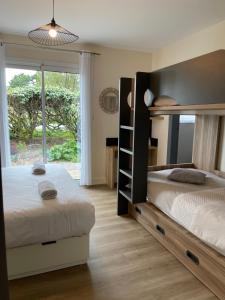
[129,164,225,300]
[129,202,225,299]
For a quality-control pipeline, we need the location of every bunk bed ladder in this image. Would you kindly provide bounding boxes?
[117,72,151,215]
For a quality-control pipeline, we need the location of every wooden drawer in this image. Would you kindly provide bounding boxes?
[129,203,225,300]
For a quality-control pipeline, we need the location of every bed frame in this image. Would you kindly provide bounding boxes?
[129,163,225,299]
[117,51,225,299]
[129,200,225,299]
[7,235,89,280]
[128,114,225,299]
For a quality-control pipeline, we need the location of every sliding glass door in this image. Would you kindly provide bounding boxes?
[6,68,43,165]
[43,70,80,179]
[6,67,80,179]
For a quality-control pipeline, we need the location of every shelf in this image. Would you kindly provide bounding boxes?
[120,125,134,131]
[120,147,133,155]
[149,103,225,116]
[119,169,132,179]
[119,189,132,202]
[118,73,151,215]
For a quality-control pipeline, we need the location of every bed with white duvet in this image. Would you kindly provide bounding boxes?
[2,164,95,279]
[148,169,225,256]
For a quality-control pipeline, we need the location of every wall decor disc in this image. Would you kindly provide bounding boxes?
[99,88,119,114]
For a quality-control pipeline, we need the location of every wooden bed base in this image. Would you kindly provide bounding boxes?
[130,163,225,299]
[7,235,89,280]
[129,202,225,299]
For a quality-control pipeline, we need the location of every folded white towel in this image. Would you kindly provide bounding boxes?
[38,180,57,200]
[32,163,46,175]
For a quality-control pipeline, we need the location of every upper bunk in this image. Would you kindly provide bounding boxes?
[148,49,225,116]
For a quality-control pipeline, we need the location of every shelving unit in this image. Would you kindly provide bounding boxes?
[117,72,151,215]
[120,125,134,131]
[120,147,133,155]
[119,169,132,179]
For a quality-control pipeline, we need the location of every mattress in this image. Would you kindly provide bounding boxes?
[3,164,95,249]
[148,168,225,215]
[148,168,225,256]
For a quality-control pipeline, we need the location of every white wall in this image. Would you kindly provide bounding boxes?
[91,46,151,183]
[151,19,225,165]
[2,34,152,184]
[2,34,81,69]
[152,19,225,70]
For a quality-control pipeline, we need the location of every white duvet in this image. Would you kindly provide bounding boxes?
[148,169,225,256]
[171,188,225,256]
[3,165,95,249]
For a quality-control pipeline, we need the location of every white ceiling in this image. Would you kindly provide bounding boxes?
[1,0,225,52]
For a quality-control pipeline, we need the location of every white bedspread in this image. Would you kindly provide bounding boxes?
[171,188,225,256]
[148,169,225,256]
[3,165,95,249]
[148,169,225,215]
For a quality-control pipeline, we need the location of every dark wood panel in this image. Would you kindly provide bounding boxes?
[0,154,9,299]
[132,72,150,203]
[117,73,150,214]
[117,77,133,215]
[150,50,225,105]
[167,115,180,164]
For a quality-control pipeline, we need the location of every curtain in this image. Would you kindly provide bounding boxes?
[0,43,11,167]
[79,53,94,185]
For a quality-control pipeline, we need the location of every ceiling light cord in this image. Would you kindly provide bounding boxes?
[51,0,55,25]
[53,0,55,19]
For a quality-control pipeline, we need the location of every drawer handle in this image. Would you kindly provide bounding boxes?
[42,241,56,246]
[186,250,199,265]
[135,206,141,214]
[156,224,165,236]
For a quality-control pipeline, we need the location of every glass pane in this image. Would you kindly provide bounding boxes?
[44,71,80,179]
[6,68,43,166]
[177,115,195,163]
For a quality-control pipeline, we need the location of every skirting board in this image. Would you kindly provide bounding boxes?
[129,203,225,300]
[7,235,89,280]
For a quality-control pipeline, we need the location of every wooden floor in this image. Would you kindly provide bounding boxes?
[9,185,217,300]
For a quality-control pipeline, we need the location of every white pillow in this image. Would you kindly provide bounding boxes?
[154,96,177,107]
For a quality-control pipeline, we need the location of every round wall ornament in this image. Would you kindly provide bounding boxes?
[99,88,119,114]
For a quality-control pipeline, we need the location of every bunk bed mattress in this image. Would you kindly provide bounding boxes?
[148,169,225,256]
[3,165,95,249]
[147,169,225,215]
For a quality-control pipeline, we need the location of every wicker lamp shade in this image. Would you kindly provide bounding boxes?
[28,19,79,46]
[28,1,79,46]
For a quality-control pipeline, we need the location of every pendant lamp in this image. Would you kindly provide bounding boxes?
[28,0,79,46]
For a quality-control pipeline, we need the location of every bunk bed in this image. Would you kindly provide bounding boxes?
[117,50,225,300]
